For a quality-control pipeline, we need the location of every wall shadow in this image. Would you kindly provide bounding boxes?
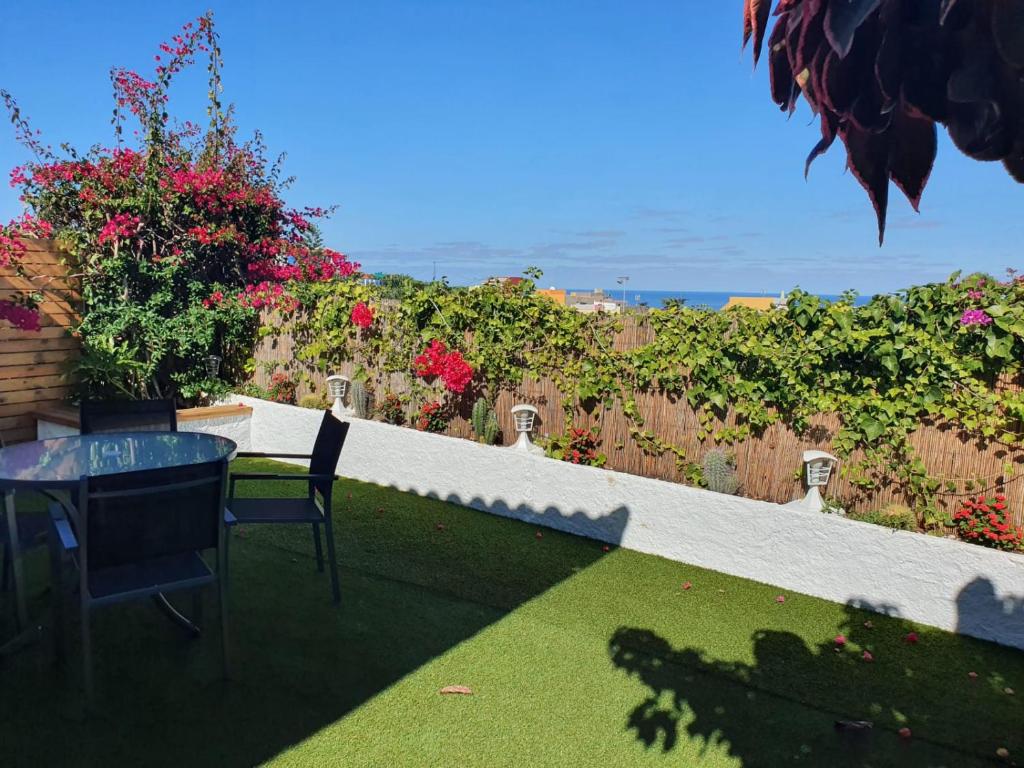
[0,466,630,767]
[609,582,1024,767]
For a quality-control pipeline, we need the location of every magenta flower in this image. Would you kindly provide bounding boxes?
[960,309,993,327]
[966,290,984,300]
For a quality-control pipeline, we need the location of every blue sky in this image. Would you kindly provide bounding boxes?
[1,1,1019,294]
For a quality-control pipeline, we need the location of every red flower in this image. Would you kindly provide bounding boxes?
[904,632,919,644]
[834,635,847,647]
[350,301,374,328]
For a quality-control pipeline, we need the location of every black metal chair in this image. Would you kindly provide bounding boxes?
[228,410,349,603]
[80,398,178,434]
[48,459,231,704]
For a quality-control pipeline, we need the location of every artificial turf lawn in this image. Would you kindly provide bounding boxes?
[0,458,1020,767]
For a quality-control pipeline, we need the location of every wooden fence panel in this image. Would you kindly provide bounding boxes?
[0,240,79,444]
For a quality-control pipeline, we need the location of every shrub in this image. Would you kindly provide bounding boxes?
[298,393,328,410]
[548,427,606,467]
[851,504,917,532]
[376,393,406,425]
[952,494,1024,551]
[416,401,447,433]
[266,372,296,405]
[702,448,740,495]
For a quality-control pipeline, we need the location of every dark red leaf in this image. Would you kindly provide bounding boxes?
[805,113,838,178]
[824,0,882,58]
[1005,143,1024,183]
[874,2,903,104]
[743,0,754,49]
[841,123,890,244]
[888,106,936,210]
[992,0,1024,68]
[768,20,798,110]
[751,0,774,65]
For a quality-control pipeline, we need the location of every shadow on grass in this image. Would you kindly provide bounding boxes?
[0,462,629,767]
[610,585,1024,767]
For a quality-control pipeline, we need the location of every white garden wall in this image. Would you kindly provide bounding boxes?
[229,395,1024,649]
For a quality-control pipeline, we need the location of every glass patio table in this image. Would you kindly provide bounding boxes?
[0,431,237,654]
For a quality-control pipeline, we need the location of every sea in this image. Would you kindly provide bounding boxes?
[570,289,874,310]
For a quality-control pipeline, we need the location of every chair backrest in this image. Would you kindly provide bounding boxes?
[80,399,178,435]
[78,459,227,572]
[309,410,349,498]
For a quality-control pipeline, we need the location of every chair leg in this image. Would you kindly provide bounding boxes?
[312,523,324,572]
[218,575,230,680]
[322,515,341,604]
[48,532,65,669]
[1,540,9,592]
[81,602,94,707]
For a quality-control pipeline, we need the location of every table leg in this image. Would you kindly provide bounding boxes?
[1,489,41,658]
[4,490,27,629]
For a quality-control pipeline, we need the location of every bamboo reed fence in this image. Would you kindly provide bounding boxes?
[253,312,1024,526]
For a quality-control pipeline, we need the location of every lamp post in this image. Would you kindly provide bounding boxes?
[785,450,840,514]
[510,404,543,455]
[616,275,629,310]
[325,375,353,418]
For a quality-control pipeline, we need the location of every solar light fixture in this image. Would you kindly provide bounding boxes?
[205,355,222,378]
[786,450,840,514]
[325,375,354,418]
[510,404,543,455]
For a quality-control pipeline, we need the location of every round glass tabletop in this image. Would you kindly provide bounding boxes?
[0,432,238,490]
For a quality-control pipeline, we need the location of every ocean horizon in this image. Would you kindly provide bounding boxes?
[567,289,874,310]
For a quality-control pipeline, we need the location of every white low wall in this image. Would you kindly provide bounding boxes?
[228,396,1024,649]
[37,409,253,450]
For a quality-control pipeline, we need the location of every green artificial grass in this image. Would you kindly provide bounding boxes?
[1,458,1021,767]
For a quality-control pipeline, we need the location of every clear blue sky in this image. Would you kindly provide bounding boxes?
[1,1,1019,294]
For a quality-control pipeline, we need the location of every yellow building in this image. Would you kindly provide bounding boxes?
[722,296,779,311]
[536,288,567,305]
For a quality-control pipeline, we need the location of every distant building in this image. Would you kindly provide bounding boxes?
[722,295,786,312]
[482,276,526,287]
[567,288,623,314]
[536,288,567,305]
[359,272,382,287]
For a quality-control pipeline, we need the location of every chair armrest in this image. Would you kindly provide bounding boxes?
[235,452,312,460]
[224,508,238,526]
[48,502,78,552]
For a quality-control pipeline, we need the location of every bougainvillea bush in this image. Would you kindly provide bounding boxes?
[952,494,1024,551]
[0,13,356,402]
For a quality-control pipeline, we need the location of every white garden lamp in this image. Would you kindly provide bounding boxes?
[205,354,222,379]
[786,450,839,514]
[325,374,354,418]
[510,404,543,455]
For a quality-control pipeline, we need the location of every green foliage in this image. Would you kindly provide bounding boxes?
[298,393,328,410]
[702,448,740,495]
[276,270,1024,524]
[471,398,499,445]
[851,504,918,532]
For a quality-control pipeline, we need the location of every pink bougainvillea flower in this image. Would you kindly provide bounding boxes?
[535,531,543,539]
[602,545,610,553]
[775,595,786,604]
[862,650,874,662]
[681,581,693,591]
[834,635,847,647]
[904,632,919,645]
[960,309,993,327]
[968,671,978,680]
[898,727,912,740]
[863,620,874,629]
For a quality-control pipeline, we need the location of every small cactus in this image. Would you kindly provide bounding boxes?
[471,398,499,444]
[349,380,372,419]
[702,448,740,495]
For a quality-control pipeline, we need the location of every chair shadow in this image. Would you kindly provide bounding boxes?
[0,468,630,767]
[609,580,1024,767]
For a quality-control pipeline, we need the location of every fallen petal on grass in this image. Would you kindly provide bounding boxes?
[440,685,473,696]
